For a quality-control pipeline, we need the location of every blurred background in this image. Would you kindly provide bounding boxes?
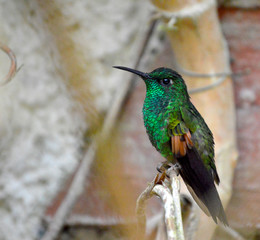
[0,0,259,240]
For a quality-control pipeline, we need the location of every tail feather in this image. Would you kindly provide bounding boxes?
[177,147,228,226]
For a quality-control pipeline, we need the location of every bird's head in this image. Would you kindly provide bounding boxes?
[113,66,189,101]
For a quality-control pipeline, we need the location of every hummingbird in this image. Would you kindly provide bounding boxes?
[114,66,228,225]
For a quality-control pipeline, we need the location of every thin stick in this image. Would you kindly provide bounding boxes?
[136,175,159,239]
[41,20,157,240]
[176,64,250,94]
[44,215,136,228]
[175,64,250,79]
[0,42,19,85]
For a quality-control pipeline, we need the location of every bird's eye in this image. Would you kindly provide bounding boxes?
[160,78,173,86]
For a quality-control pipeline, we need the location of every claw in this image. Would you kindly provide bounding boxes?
[154,173,160,183]
[166,163,181,177]
[156,165,163,173]
[156,161,171,173]
[154,171,167,185]
[174,163,181,176]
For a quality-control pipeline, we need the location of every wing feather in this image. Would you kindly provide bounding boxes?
[170,124,228,225]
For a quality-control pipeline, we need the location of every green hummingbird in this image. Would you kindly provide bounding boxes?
[114,66,228,225]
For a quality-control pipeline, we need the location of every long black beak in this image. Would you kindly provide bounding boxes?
[113,66,150,79]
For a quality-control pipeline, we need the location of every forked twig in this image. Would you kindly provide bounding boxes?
[136,175,159,239]
[136,172,185,240]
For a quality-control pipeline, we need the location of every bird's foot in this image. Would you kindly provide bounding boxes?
[166,163,181,177]
[156,161,172,173]
[156,162,181,184]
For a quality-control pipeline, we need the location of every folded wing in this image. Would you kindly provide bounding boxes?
[170,125,228,225]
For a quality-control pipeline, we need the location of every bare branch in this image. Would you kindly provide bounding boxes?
[175,64,250,94]
[136,172,185,240]
[152,172,185,240]
[136,175,159,239]
[169,171,185,240]
[0,42,18,85]
[153,184,177,240]
[44,215,136,228]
